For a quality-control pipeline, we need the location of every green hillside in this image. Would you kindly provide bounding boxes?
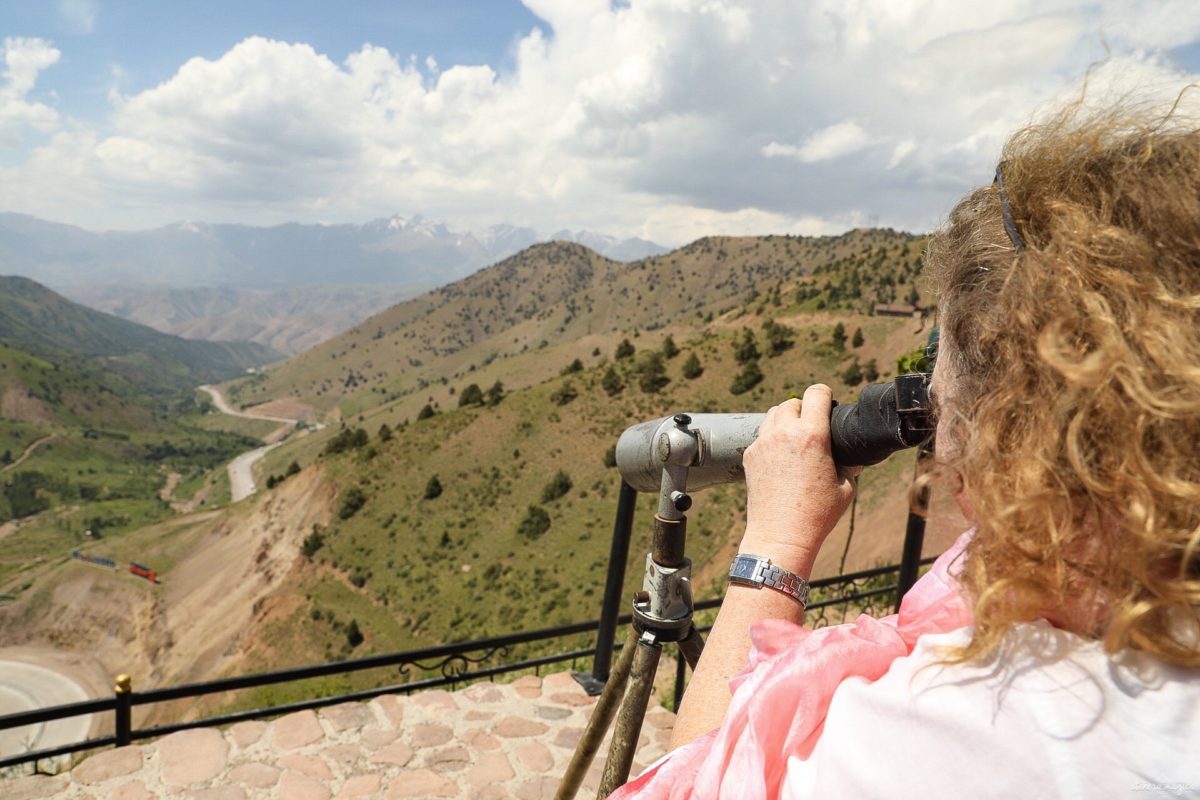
[0,277,280,533]
[0,230,946,712]
[0,275,282,398]
[224,282,933,709]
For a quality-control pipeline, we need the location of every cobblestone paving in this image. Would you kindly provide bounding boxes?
[4,672,677,799]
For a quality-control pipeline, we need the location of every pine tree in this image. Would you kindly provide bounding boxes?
[852,327,865,348]
[681,352,703,380]
[730,359,764,395]
[615,339,636,360]
[417,404,436,420]
[661,335,680,359]
[832,322,847,350]
[733,329,760,364]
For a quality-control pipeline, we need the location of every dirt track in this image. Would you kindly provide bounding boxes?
[198,385,322,502]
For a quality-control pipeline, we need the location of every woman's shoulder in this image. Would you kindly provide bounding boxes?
[785,622,1200,799]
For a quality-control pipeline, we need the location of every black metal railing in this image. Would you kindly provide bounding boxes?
[0,478,937,773]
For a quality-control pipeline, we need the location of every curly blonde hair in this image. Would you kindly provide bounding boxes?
[924,96,1200,668]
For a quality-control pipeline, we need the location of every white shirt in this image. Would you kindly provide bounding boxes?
[784,623,1200,800]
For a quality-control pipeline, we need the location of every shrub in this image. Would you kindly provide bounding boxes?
[863,358,880,383]
[831,322,847,350]
[615,339,636,360]
[842,359,864,386]
[601,367,623,396]
[603,444,617,468]
[338,487,367,519]
[550,381,578,406]
[762,319,795,357]
[345,619,364,648]
[458,383,484,407]
[485,380,505,406]
[733,329,760,364]
[541,470,573,503]
[323,427,369,455]
[286,460,301,476]
[561,358,584,375]
[681,352,703,379]
[730,359,764,395]
[635,352,669,393]
[423,475,443,500]
[377,424,393,442]
[417,404,436,420]
[518,505,552,539]
[895,347,928,375]
[661,335,680,359]
[301,527,325,558]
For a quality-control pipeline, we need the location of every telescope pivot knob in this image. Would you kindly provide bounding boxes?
[673,413,692,427]
[670,491,692,512]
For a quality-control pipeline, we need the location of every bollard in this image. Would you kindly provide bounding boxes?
[114,674,132,747]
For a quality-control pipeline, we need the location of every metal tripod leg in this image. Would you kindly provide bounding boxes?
[555,628,640,800]
[676,625,704,671]
[596,631,663,798]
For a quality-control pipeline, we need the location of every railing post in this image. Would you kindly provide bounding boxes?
[114,674,132,747]
[575,481,637,695]
[895,496,927,612]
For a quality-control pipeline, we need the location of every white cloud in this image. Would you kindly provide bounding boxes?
[2,2,1200,246]
[57,0,98,35]
[886,139,916,170]
[0,38,61,146]
[763,121,872,163]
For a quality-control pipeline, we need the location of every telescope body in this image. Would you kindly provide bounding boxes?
[614,377,933,495]
[615,413,764,494]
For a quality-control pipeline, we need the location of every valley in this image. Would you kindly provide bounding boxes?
[0,229,969,729]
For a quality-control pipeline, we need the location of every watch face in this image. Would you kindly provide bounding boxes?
[729,557,759,582]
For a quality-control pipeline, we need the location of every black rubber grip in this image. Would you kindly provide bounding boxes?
[829,382,905,467]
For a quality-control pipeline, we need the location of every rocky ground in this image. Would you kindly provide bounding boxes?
[3,671,677,799]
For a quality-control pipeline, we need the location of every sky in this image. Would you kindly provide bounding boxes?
[2,0,1200,246]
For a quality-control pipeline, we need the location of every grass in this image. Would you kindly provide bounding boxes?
[242,311,927,665]
[187,410,282,442]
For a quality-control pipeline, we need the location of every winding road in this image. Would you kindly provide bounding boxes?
[0,660,90,762]
[198,386,320,502]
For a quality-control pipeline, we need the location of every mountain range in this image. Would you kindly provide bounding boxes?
[0,212,667,290]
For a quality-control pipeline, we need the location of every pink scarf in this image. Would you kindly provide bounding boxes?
[610,530,975,800]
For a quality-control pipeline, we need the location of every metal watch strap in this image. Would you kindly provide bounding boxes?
[728,554,810,608]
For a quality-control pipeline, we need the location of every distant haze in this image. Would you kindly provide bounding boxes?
[0,212,667,289]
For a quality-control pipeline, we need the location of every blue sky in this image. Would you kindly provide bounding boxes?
[2,1,545,123]
[2,1,1199,244]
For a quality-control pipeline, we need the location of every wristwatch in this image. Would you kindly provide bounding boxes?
[728,554,810,608]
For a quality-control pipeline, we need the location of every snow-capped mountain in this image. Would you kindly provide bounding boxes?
[0,211,667,289]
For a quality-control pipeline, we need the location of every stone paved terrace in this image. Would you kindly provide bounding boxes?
[4,672,677,800]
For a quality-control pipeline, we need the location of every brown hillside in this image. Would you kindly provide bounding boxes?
[229,230,925,417]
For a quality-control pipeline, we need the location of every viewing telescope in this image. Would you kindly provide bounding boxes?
[614,373,933,496]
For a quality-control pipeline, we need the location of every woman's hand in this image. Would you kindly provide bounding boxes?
[740,384,860,575]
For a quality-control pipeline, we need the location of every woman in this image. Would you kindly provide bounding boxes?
[612,101,1200,798]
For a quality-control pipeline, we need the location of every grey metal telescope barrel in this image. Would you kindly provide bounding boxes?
[615,413,765,494]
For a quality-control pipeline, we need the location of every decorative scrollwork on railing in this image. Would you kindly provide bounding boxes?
[806,571,900,630]
[396,644,511,682]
